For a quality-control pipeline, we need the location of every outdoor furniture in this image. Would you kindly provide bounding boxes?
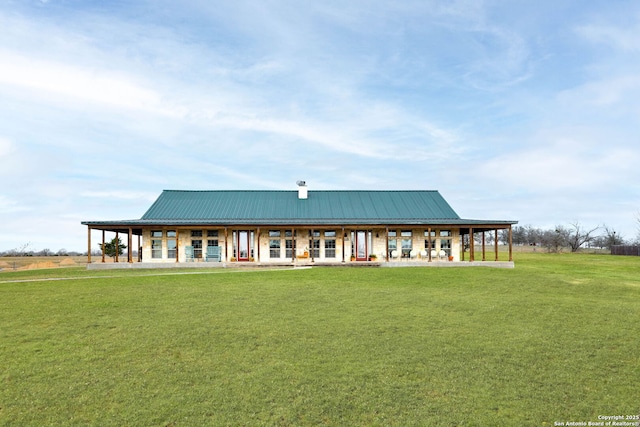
[185,245,194,262]
[439,250,446,260]
[205,246,221,262]
[430,249,437,260]
[410,249,417,259]
[391,250,399,260]
[420,250,427,259]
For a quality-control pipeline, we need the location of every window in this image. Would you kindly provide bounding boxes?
[389,239,398,258]
[191,230,203,237]
[269,231,281,258]
[167,230,176,238]
[325,231,336,258]
[151,239,162,258]
[151,230,163,237]
[207,239,218,247]
[285,239,295,258]
[167,239,176,259]
[440,230,452,256]
[401,238,412,258]
[192,240,202,258]
[424,231,435,251]
[401,230,412,237]
[207,230,218,237]
[389,230,397,237]
[325,238,336,258]
[311,237,320,258]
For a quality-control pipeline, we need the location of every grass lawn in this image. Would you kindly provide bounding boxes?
[0,253,638,426]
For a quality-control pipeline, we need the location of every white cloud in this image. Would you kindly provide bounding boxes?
[0,195,29,214]
[0,50,172,114]
[80,191,158,201]
[0,136,15,157]
[576,22,640,52]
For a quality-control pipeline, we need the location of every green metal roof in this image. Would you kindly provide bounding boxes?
[140,190,459,223]
[82,190,518,228]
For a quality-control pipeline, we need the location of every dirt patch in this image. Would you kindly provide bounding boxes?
[24,262,58,270]
[60,258,76,266]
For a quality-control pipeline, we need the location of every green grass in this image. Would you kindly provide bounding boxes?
[1,254,638,426]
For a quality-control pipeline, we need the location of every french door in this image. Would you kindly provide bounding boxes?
[237,231,250,261]
[355,231,368,261]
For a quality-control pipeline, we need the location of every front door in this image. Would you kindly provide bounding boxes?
[355,231,368,261]
[237,231,250,261]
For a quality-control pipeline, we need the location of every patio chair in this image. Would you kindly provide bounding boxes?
[185,245,194,262]
[430,249,437,260]
[439,250,446,260]
[391,250,399,260]
[205,246,221,262]
[410,249,417,259]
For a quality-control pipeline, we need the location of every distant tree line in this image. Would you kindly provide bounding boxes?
[483,222,635,253]
[0,238,134,258]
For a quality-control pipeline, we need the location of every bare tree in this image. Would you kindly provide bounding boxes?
[566,222,600,252]
[541,226,570,253]
[601,225,624,249]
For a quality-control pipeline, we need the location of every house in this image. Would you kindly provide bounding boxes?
[81,183,517,268]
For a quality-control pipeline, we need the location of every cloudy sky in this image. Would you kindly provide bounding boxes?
[1,0,639,252]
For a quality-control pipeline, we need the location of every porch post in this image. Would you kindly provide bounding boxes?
[508,225,514,262]
[385,226,389,263]
[482,231,486,261]
[138,234,141,262]
[341,227,345,263]
[176,229,180,263]
[310,228,314,262]
[257,227,260,262]
[494,229,499,261]
[428,227,432,262]
[291,228,295,263]
[128,227,133,263]
[102,230,105,263]
[224,227,228,262]
[115,232,119,263]
[469,227,474,262]
[87,227,92,264]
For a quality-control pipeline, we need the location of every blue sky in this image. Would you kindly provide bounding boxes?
[1,0,639,252]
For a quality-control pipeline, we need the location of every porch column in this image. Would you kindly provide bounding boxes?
[87,227,92,264]
[469,227,474,262]
[176,229,180,263]
[494,229,499,261]
[102,230,105,263]
[257,227,261,262]
[508,225,513,262]
[138,234,141,262]
[291,228,295,263]
[482,231,486,261]
[385,227,389,263]
[428,227,432,262]
[341,227,345,263]
[115,232,119,263]
[224,227,228,262]
[128,227,133,263]
[310,228,314,262]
